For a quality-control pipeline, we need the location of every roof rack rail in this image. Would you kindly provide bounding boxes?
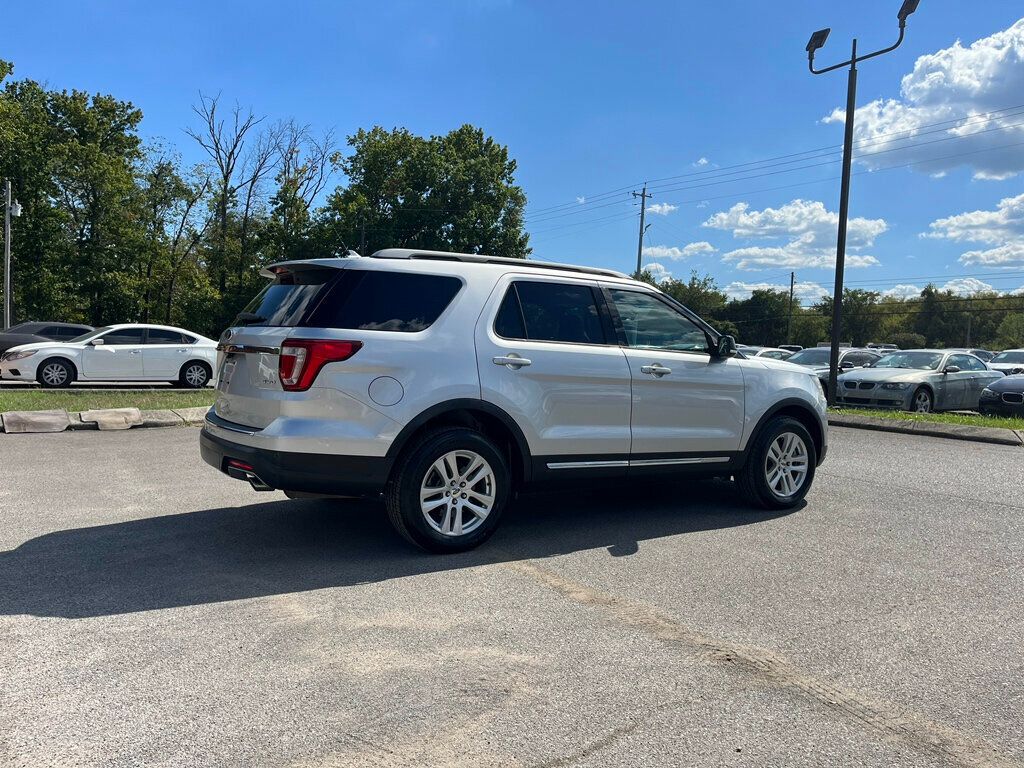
[368,248,630,280]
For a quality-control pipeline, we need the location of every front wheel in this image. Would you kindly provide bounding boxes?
[37,358,75,388]
[385,427,510,553]
[736,416,816,510]
[910,387,933,413]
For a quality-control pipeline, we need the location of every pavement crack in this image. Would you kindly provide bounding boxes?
[507,560,1022,768]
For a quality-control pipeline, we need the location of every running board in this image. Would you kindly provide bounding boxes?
[546,456,729,470]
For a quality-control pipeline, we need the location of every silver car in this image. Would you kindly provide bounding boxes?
[835,349,1004,413]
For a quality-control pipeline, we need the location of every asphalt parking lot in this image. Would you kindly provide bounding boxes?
[1,427,1022,767]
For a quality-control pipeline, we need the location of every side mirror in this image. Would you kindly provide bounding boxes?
[90,338,105,346]
[840,360,855,369]
[714,335,737,358]
[943,365,960,374]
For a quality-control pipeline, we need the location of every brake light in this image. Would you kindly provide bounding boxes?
[278,339,362,391]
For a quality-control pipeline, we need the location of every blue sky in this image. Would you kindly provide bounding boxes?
[8,1,1024,302]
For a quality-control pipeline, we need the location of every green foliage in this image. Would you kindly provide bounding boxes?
[890,332,926,349]
[995,313,1024,349]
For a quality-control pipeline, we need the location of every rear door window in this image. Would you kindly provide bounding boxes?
[496,281,606,345]
[146,329,192,344]
[101,328,145,345]
[304,270,462,332]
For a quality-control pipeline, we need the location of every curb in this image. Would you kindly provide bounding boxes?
[828,413,1023,447]
[1,406,209,434]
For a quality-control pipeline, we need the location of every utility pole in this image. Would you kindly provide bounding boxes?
[3,180,13,330]
[787,271,796,344]
[632,185,652,278]
[806,0,920,405]
[359,215,367,255]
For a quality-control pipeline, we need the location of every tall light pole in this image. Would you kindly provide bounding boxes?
[632,185,652,278]
[807,0,920,404]
[3,180,23,330]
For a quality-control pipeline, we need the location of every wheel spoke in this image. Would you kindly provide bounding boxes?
[420,449,496,538]
[462,497,490,520]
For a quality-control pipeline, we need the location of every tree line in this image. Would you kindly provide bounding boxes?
[641,270,1024,351]
[0,61,529,337]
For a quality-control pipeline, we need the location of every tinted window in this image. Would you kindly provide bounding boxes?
[146,329,191,344]
[494,287,527,340]
[788,348,831,366]
[509,281,605,344]
[762,350,791,360]
[101,329,145,345]
[9,322,45,334]
[991,351,1024,364]
[963,355,987,371]
[609,289,708,352]
[843,352,878,366]
[234,268,337,327]
[874,352,943,370]
[305,270,461,332]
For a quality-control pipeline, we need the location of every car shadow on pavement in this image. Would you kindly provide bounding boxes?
[0,480,799,619]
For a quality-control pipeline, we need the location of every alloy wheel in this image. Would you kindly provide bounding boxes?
[419,450,496,537]
[41,363,69,387]
[764,432,809,498]
[913,390,932,413]
[185,364,208,387]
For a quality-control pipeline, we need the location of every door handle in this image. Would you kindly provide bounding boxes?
[129,350,142,355]
[641,363,672,377]
[493,355,532,369]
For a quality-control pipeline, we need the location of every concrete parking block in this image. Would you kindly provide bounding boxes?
[79,408,144,431]
[67,412,99,431]
[172,406,211,424]
[140,409,185,428]
[0,410,70,434]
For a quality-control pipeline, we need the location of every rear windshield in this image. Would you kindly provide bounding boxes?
[234,267,462,332]
[991,351,1024,364]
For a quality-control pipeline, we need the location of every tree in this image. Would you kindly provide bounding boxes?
[995,313,1024,349]
[815,289,882,346]
[890,332,926,349]
[319,125,529,258]
[659,271,728,319]
[725,289,791,346]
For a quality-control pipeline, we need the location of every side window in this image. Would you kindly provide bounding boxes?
[964,356,986,371]
[304,271,461,332]
[494,286,527,340]
[510,281,606,345]
[844,352,875,367]
[40,326,67,338]
[101,328,145,345]
[949,354,977,371]
[607,289,709,353]
[146,329,189,344]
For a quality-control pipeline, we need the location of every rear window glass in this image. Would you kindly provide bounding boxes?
[233,268,337,327]
[303,270,462,332]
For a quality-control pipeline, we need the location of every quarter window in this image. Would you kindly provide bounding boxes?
[608,289,709,353]
[495,281,606,345]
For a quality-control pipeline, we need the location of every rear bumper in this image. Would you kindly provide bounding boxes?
[200,426,392,496]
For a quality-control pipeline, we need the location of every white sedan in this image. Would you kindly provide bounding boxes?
[0,324,218,388]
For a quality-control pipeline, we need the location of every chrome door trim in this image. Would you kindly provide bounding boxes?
[629,456,730,467]
[546,460,630,470]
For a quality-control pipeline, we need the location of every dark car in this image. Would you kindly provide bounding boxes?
[786,347,882,397]
[0,322,95,355]
[979,375,1024,418]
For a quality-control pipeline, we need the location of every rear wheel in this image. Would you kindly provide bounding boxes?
[178,361,211,389]
[37,358,75,388]
[736,416,816,510]
[385,427,510,553]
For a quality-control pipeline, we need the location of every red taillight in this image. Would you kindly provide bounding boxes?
[278,339,362,391]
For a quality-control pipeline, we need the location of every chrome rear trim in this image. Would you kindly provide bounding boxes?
[216,343,281,355]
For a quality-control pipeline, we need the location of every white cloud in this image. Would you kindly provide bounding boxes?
[724,281,829,301]
[940,277,997,296]
[696,200,709,209]
[642,241,717,261]
[575,196,586,204]
[926,193,1024,268]
[882,284,923,299]
[703,199,886,271]
[925,192,1024,243]
[644,263,672,283]
[824,20,1024,180]
[693,157,711,168]
[647,202,678,216]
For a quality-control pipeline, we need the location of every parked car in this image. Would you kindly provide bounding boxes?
[979,375,1024,418]
[835,349,1003,413]
[786,346,882,397]
[738,346,793,361]
[866,343,899,354]
[986,348,1024,376]
[201,249,828,552]
[946,347,995,362]
[0,323,217,388]
[777,344,803,353]
[0,321,95,355]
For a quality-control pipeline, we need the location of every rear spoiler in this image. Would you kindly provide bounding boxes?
[259,253,361,280]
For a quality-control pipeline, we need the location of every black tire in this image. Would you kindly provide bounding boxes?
[178,361,211,389]
[910,386,933,413]
[36,358,75,388]
[736,416,817,510]
[384,427,510,553]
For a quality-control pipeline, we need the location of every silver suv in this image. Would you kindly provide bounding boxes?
[201,249,828,552]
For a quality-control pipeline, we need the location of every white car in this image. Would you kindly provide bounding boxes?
[0,323,218,388]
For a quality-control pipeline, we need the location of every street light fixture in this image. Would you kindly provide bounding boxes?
[806,2,920,405]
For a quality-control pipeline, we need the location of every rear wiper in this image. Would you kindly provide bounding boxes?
[235,312,267,326]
